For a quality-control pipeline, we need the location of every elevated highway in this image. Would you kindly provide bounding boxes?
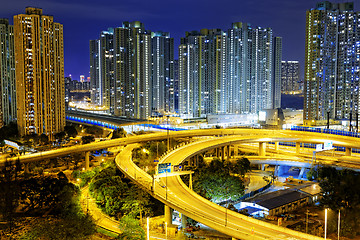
[3,129,360,239]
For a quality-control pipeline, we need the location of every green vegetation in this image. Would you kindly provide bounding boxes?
[88,161,163,221]
[64,124,78,138]
[117,215,145,240]
[317,166,360,238]
[112,127,127,139]
[81,135,95,144]
[182,157,251,203]
[0,161,96,239]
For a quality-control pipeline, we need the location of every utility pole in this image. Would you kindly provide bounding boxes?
[306,209,309,234]
[327,111,330,129]
[349,112,352,132]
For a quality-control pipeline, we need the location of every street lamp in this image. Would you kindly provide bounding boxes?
[167,116,170,151]
[306,209,309,234]
[338,209,341,240]
[325,208,328,240]
[147,217,150,240]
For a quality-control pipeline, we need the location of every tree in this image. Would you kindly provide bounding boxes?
[81,135,95,144]
[233,157,251,176]
[318,167,360,210]
[85,125,103,137]
[192,158,246,202]
[121,186,151,222]
[117,215,145,240]
[0,159,21,235]
[54,131,66,143]
[39,133,49,145]
[65,125,78,138]
[112,128,127,139]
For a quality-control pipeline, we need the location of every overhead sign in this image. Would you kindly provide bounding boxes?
[324,141,333,150]
[158,163,171,174]
[315,144,323,152]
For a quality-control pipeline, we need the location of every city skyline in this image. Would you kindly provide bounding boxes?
[3,0,358,79]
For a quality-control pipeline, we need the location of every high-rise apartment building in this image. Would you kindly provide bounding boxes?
[173,59,179,113]
[89,28,114,113]
[113,21,151,119]
[304,1,360,126]
[273,37,282,109]
[91,22,173,119]
[0,19,16,127]
[281,61,300,94]
[179,29,225,118]
[14,7,65,136]
[151,31,174,114]
[179,23,282,118]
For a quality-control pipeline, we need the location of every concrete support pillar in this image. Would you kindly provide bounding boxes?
[299,167,306,179]
[259,142,266,156]
[216,148,220,158]
[189,173,193,190]
[234,145,238,156]
[275,142,279,152]
[296,142,301,154]
[221,147,225,161]
[227,145,231,160]
[261,164,266,171]
[85,151,90,170]
[181,213,187,229]
[345,147,352,156]
[164,205,172,225]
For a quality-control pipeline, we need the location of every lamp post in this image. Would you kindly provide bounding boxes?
[165,221,168,240]
[325,208,328,240]
[167,116,170,151]
[338,209,340,240]
[306,209,309,234]
[147,217,150,240]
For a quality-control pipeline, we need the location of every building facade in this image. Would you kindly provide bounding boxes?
[178,29,225,118]
[179,23,282,118]
[113,21,151,119]
[304,1,360,126]
[91,22,175,119]
[89,29,114,112]
[281,61,300,94]
[151,31,174,115]
[0,19,16,127]
[14,7,65,136]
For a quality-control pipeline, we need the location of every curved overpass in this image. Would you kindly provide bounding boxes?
[117,136,329,240]
[4,129,360,239]
[6,129,360,168]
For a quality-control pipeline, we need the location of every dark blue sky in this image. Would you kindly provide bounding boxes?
[1,0,358,80]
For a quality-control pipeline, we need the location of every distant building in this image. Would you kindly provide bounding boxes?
[151,31,174,115]
[14,7,65,136]
[281,61,300,94]
[89,28,114,113]
[178,23,282,118]
[0,19,16,127]
[113,21,151,119]
[173,59,179,113]
[304,1,360,126]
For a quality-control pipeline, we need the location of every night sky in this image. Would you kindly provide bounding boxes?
[1,0,359,80]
